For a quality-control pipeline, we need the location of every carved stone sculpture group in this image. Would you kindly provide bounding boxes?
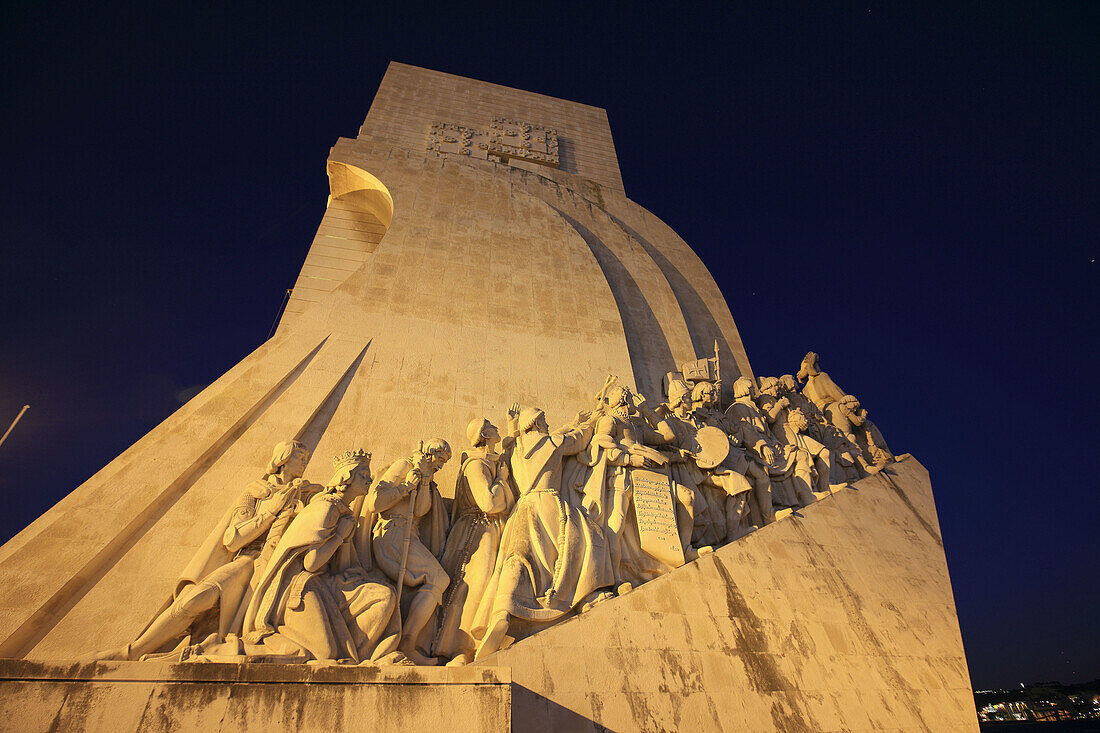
[87,352,894,667]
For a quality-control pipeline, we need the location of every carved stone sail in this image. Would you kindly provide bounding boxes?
[0,63,976,731]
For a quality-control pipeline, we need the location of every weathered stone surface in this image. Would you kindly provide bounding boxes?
[0,660,510,732]
[481,457,979,732]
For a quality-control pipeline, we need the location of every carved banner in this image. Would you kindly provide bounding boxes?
[631,469,686,569]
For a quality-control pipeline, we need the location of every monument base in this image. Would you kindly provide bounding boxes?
[0,660,510,731]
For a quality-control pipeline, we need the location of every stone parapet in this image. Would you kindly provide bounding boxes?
[0,660,510,732]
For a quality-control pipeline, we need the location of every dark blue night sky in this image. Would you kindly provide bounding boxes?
[1,2,1096,688]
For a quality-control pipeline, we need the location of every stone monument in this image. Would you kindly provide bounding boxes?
[0,63,977,731]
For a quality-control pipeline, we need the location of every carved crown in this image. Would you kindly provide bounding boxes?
[332,449,371,471]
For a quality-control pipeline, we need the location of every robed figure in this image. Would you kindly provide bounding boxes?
[432,418,516,665]
[84,441,316,662]
[472,406,614,660]
[242,450,397,663]
[367,439,452,665]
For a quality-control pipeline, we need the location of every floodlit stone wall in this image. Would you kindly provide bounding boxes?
[486,456,978,732]
[362,62,625,191]
[0,661,510,732]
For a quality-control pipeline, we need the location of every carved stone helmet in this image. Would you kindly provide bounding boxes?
[667,379,691,409]
[733,376,755,400]
[466,418,491,447]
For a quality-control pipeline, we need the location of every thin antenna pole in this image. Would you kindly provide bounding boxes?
[0,405,30,450]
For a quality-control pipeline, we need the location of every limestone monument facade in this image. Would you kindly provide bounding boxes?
[0,63,977,731]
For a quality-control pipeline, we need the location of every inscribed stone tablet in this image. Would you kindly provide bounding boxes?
[631,469,686,568]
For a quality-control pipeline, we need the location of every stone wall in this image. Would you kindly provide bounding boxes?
[0,660,509,732]
[361,62,626,192]
[482,456,979,732]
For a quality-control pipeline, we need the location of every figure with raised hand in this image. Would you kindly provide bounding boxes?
[778,374,826,426]
[579,383,686,593]
[796,351,848,411]
[755,376,793,443]
[473,406,614,661]
[782,409,835,498]
[562,379,706,578]
[827,395,893,469]
[725,377,813,511]
[242,449,397,663]
[778,374,864,483]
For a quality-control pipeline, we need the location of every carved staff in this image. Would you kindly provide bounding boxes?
[393,479,420,632]
[713,340,722,411]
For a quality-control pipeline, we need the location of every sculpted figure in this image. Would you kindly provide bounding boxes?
[433,419,516,666]
[657,380,726,546]
[693,380,776,529]
[782,409,835,497]
[796,351,847,410]
[827,395,893,469]
[725,377,814,510]
[367,439,452,665]
[761,378,835,496]
[572,384,694,592]
[88,441,316,661]
[755,376,793,444]
[778,374,863,483]
[689,380,728,428]
[242,450,397,663]
[779,374,824,425]
[473,406,614,661]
